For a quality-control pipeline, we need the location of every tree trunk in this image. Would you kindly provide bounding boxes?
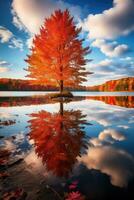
[60,102,63,130]
[60,101,63,116]
[60,80,63,93]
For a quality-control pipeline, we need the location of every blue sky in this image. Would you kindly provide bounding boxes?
[0,0,134,86]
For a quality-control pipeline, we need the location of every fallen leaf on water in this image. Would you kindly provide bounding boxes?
[69,181,79,190]
[65,191,85,200]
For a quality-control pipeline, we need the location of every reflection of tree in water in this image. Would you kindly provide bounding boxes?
[28,101,89,177]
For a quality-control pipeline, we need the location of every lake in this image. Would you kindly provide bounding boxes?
[0,92,134,200]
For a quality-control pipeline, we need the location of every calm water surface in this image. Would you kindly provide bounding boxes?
[0,92,134,199]
[0,91,134,96]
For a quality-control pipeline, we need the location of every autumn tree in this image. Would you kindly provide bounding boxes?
[25,9,91,93]
[28,102,89,177]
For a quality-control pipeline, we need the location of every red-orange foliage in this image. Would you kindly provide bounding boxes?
[25,9,91,92]
[28,103,88,177]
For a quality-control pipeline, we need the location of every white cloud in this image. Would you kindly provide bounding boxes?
[4,139,16,151]
[0,26,13,43]
[90,129,126,147]
[90,59,113,73]
[98,129,126,143]
[92,39,129,57]
[26,36,34,48]
[12,13,24,31]
[120,57,134,61]
[117,125,129,129]
[0,59,11,73]
[90,138,103,147]
[86,58,134,86]
[79,146,134,187]
[9,38,23,51]
[87,59,116,77]
[0,26,23,51]
[11,0,45,34]
[81,0,134,39]
[24,150,44,172]
[11,0,81,34]
[0,60,10,66]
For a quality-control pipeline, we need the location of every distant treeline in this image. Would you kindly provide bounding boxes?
[0,77,134,91]
[87,77,134,91]
[0,78,86,91]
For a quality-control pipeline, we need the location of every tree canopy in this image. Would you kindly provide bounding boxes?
[25,9,91,92]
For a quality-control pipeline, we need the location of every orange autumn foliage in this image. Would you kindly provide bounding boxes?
[28,102,88,177]
[25,9,91,92]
